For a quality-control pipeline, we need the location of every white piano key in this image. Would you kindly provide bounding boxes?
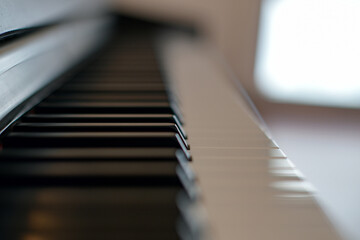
[160,32,341,240]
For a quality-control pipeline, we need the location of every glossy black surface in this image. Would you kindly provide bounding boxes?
[0,18,194,240]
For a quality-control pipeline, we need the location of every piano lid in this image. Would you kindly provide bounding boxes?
[0,16,113,133]
[0,0,107,38]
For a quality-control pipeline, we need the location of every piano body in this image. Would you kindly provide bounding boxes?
[0,1,341,239]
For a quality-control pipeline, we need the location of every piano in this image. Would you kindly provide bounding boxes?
[0,1,341,239]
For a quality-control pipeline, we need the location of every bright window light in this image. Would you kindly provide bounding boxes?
[255,0,360,108]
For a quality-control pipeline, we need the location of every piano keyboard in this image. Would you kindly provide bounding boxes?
[0,24,198,240]
[0,16,341,240]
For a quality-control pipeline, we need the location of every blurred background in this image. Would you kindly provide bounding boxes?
[107,0,360,239]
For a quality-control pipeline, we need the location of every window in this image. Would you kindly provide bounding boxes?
[255,0,360,108]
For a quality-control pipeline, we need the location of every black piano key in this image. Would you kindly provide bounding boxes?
[0,154,196,187]
[0,232,179,240]
[0,160,196,188]
[52,90,168,96]
[0,211,180,230]
[0,167,195,188]
[74,73,163,82]
[0,165,181,187]
[58,83,166,92]
[0,148,194,183]
[21,114,186,136]
[3,132,190,150]
[0,161,178,177]
[34,102,175,114]
[0,165,195,188]
[75,65,161,72]
[23,113,177,123]
[0,187,181,206]
[0,176,181,187]
[0,219,180,235]
[73,76,163,84]
[14,121,180,134]
[0,187,183,240]
[13,122,187,141]
[46,93,168,102]
[0,148,191,162]
[83,70,163,77]
[86,62,159,71]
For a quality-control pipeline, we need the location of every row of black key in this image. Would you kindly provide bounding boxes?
[0,27,197,240]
